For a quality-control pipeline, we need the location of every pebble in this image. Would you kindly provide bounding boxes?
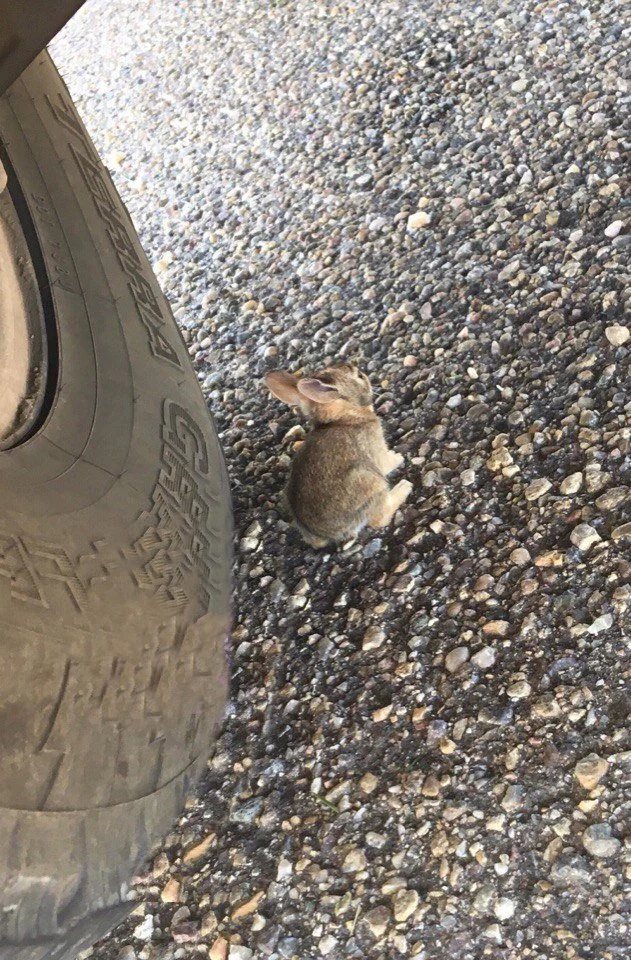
[393,888,419,922]
[510,547,531,566]
[363,905,391,938]
[604,220,623,238]
[161,878,181,903]
[362,625,386,651]
[407,211,431,231]
[605,324,630,346]
[507,680,531,699]
[560,472,583,495]
[582,824,621,859]
[342,849,367,872]
[229,948,254,960]
[472,646,497,669]
[445,646,470,673]
[612,522,631,542]
[483,620,510,637]
[209,939,230,960]
[494,898,516,921]
[525,478,552,501]
[570,523,601,551]
[587,613,613,635]
[318,936,338,955]
[132,916,154,942]
[360,772,379,794]
[501,785,525,811]
[574,754,608,790]
[595,487,629,510]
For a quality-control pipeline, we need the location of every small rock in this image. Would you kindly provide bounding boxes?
[570,523,600,551]
[209,939,229,960]
[494,898,515,921]
[605,324,630,346]
[360,772,379,794]
[582,823,620,859]
[486,447,514,471]
[342,849,367,873]
[510,547,531,566]
[531,696,561,719]
[232,892,265,920]
[484,923,503,943]
[372,704,393,722]
[525,478,552,501]
[483,620,510,637]
[426,719,448,746]
[445,646,470,673]
[612,522,631,542]
[472,646,497,669]
[161,878,181,903]
[362,626,386,651]
[574,754,608,790]
[587,613,613,635]
[229,947,254,960]
[231,798,263,824]
[595,487,629,510]
[239,537,259,553]
[560,472,583,495]
[133,915,154,942]
[363,905,391,938]
[183,833,215,863]
[319,936,338,956]
[116,948,137,960]
[550,855,593,887]
[407,211,431,231]
[507,680,531,699]
[498,258,520,281]
[172,921,201,944]
[201,912,218,937]
[604,220,623,238]
[393,888,419,922]
[422,774,441,797]
[501,785,525,811]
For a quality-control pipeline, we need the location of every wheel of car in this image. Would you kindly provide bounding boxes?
[0,51,232,960]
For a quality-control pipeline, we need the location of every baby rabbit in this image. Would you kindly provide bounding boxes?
[265,363,412,547]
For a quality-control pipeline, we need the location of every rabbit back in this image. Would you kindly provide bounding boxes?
[285,421,389,543]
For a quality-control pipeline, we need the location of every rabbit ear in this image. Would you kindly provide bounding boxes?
[265,371,302,405]
[297,378,341,404]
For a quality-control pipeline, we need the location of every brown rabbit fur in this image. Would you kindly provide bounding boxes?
[265,363,412,547]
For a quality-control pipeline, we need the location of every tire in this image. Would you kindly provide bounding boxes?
[0,52,232,960]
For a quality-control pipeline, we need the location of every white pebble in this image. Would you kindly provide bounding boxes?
[407,211,431,231]
[472,646,497,669]
[604,220,623,238]
[494,897,515,921]
[605,324,630,346]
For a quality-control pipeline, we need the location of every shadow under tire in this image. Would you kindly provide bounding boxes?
[0,52,232,959]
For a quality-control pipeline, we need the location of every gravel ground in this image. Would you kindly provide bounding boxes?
[52,1,630,958]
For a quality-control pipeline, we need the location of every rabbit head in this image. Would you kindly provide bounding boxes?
[265,363,373,422]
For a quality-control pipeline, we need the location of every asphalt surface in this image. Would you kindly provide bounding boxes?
[53,1,629,958]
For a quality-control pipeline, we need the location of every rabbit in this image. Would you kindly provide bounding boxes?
[264,363,413,547]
